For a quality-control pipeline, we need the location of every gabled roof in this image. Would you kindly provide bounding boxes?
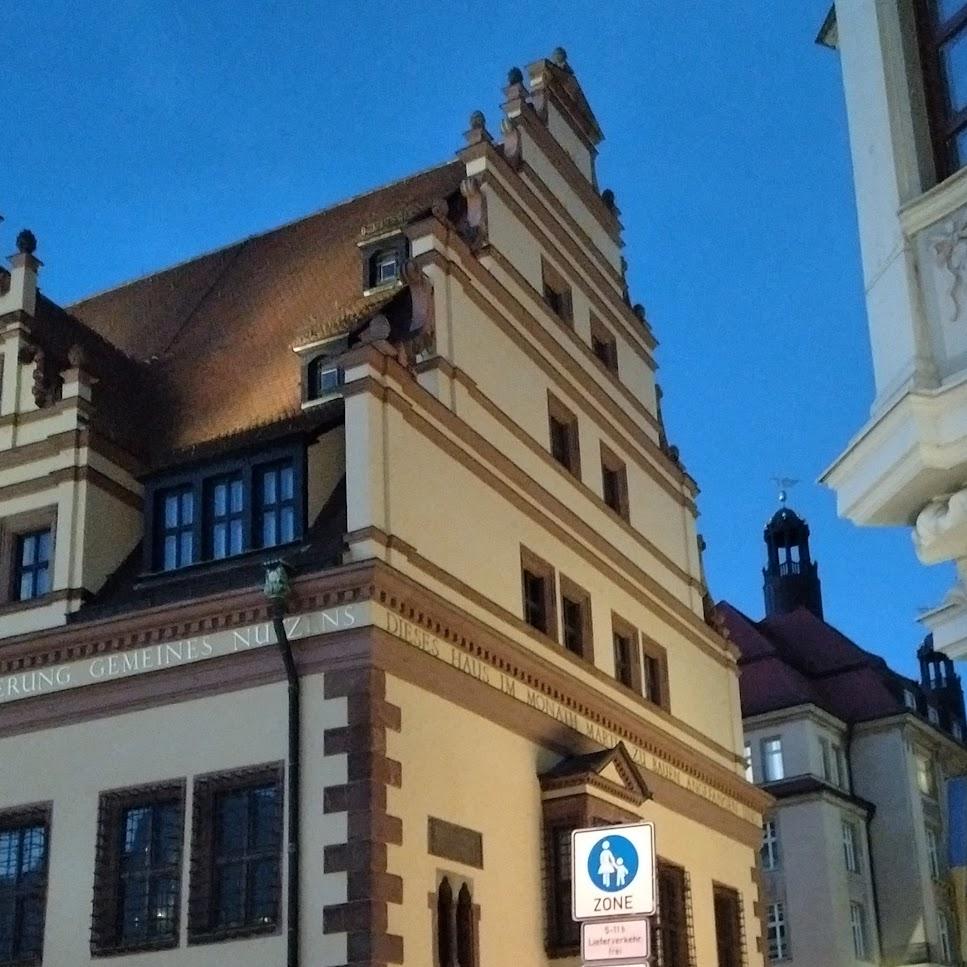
[66,161,464,464]
[540,742,651,805]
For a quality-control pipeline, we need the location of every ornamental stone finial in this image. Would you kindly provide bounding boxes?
[551,46,568,66]
[469,110,486,130]
[507,66,524,86]
[16,229,37,255]
[601,189,616,210]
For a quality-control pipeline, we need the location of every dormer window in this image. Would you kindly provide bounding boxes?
[307,356,344,400]
[360,233,408,292]
[147,447,303,573]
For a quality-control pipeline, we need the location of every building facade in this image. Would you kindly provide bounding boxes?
[819,1,967,660]
[0,53,769,966]
[722,504,967,967]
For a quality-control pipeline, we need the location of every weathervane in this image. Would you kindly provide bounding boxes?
[772,476,799,506]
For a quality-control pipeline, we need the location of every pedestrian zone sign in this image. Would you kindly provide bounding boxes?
[571,822,656,920]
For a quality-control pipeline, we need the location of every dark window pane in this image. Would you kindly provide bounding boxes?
[941,28,967,114]
[0,820,48,961]
[251,786,277,848]
[562,598,584,655]
[250,858,278,922]
[215,862,246,927]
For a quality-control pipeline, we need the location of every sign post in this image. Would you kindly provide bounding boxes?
[571,822,656,964]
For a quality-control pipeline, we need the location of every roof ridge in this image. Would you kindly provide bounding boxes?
[68,158,457,309]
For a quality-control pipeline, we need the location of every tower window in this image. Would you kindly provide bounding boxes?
[590,316,618,374]
[612,616,640,692]
[640,635,670,710]
[600,443,629,520]
[520,547,556,640]
[541,257,573,324]
[559,576,592,661]
[547,393,581,478]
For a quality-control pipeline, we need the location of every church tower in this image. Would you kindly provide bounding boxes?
[762,504,824,619]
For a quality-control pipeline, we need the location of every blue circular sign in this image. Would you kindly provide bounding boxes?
[587,834,639,892]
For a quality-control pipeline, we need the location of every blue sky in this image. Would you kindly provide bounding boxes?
[3,1,950,677]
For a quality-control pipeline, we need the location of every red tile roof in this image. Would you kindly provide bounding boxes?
[718,600,909,723]
[65,161,464,464]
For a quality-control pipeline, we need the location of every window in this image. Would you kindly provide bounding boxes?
[744,743,753,782]
[307,355,345,400]
[547,393,581,477]
[612,616,640,692]
[640,636,669,710]
[760,819,779,871]
[91,783,185,954]
[849,901,869,960]
[13,530,50,602]
[954,720,964,740]
[842,820,860,873]
[590,317,618,375]
[156,486,195,571]
[712,885,743,967]
[939,909,954,963]
[927,826,942,880]
[820,737,832,782]
[435,877,477,967]
[766,902,789,961]
[835,745,849,790]
[256,462,296,548]
[916,0,967,179]
[205,474,244,560]
[654,861,690,967]
[541,258,573,324]
[375,251,399,285]
[929,705,941,725]
[559,576,592,661]
[148,452,302,572]
[917,751,938,797]
[761,737,784,782]
[904,688,918,710]
[188,764,283,944]
[548,827,580,949]
[520,548,556,639]
[600,443,629,520]
[0,806,49,965]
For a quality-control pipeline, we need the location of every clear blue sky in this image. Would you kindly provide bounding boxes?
[3,1,950,678]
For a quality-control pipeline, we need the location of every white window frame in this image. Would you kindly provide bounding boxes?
[850,901,869,961]
[744,742,754,783]
[761,736,784,783]
[767,901,789,960]
[842,820,859,873]
[835,745,848,790]
[761,818,780,871]
[375,251,399,285]
[904,688,917,710]
[927,827,942,881]
[820,737,832,782]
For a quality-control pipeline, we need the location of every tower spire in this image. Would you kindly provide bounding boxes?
[762,502,824,619]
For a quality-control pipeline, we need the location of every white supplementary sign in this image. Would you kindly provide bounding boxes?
[0,602,369,705]
[572,822,656,920]
[582,918,651,963]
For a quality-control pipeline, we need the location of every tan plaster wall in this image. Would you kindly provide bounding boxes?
[306,424,346,522]
[545,103,595,183]
[375,399,738,756]
[79,481,141,594]
[385,676,761,967]
[0,673,348,967]
[519,128,622,272]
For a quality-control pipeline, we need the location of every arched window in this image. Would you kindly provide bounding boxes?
[437,877,454,967]
[456,883,475,967]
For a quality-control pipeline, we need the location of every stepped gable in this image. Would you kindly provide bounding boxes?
[67,160,464,463]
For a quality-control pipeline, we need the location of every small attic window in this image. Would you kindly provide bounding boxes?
[360,233,408,292]
[375,251,399,285]
[307,355,344,400]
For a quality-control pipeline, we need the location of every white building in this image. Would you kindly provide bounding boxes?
[820,1,967,660]
[721,504,967,966]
